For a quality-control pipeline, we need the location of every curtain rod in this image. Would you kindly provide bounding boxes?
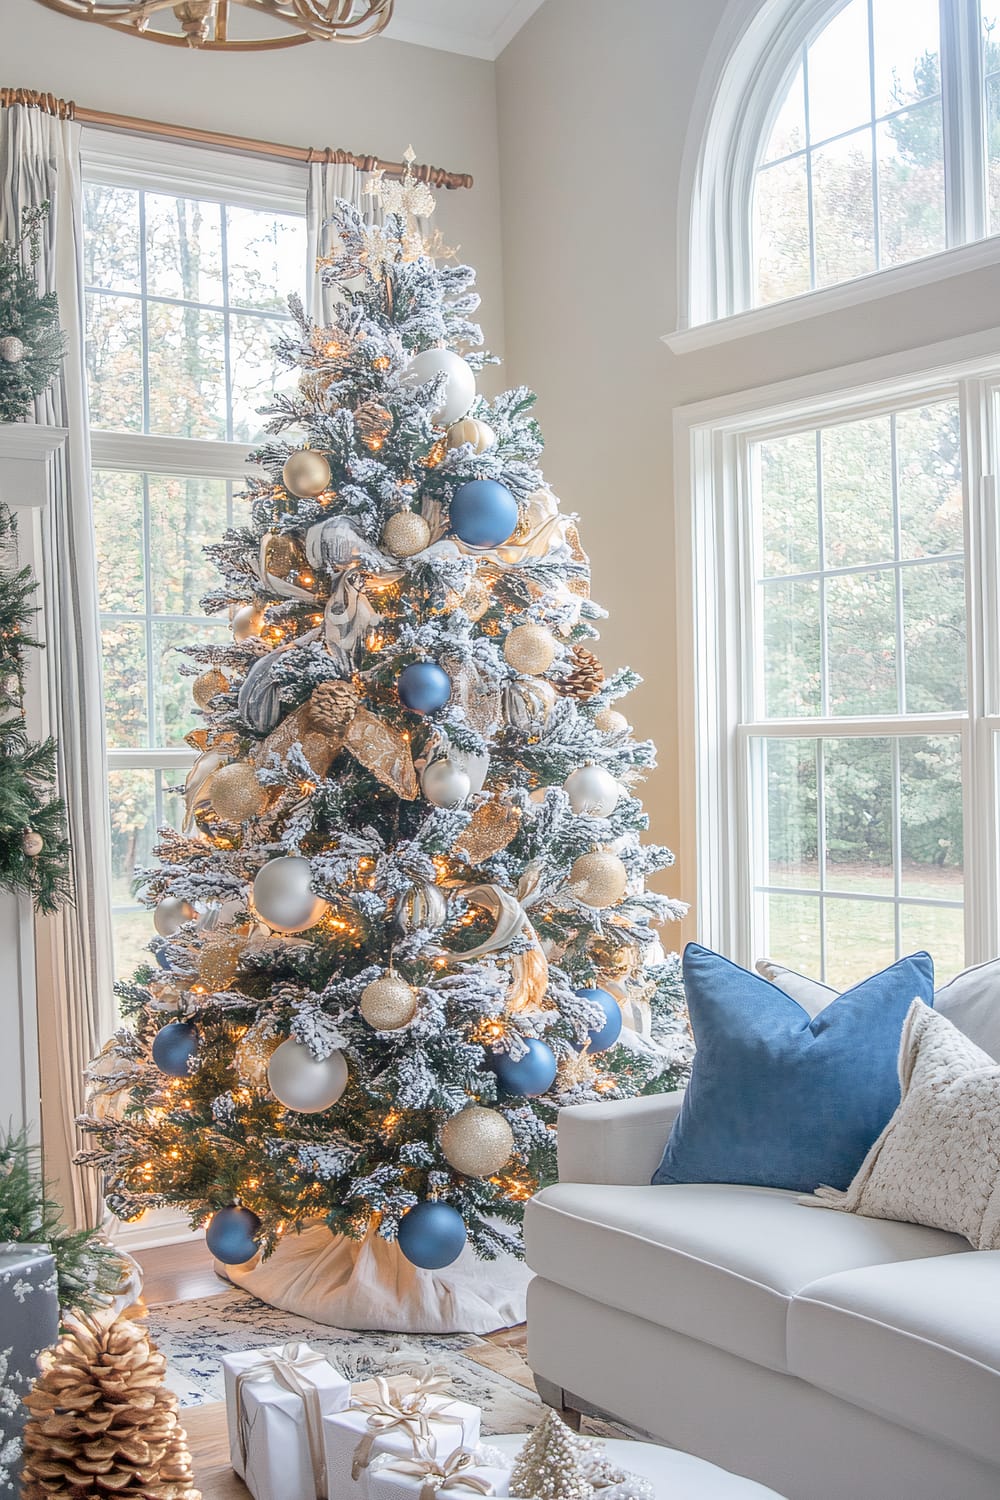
[0,87,474,189]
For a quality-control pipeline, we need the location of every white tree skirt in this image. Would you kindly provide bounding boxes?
[221,1222,531,1333]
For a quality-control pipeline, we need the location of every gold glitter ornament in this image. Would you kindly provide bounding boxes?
[208,762,268,822]
[504,622,557,676]
[382,510,431,558]
[594,706,629,734]
[446,417,495,454]
[197,935,245,992]
[359,973,418,1030]
[440,1105,514,1177]
[192,668,230,709]
[569,850,628,909]
[235,1017,282,1087]
[282,449,332,498]
[354,401,393,451]
[461,573,493,622]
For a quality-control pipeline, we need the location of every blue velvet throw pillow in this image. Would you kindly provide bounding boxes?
[652,944,935,1194]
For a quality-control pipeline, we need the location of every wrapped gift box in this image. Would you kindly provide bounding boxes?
[369,1445,511,1500]
[0,1242,59,1500]
[323,1391,481,1500]
[221,1341,350,1500]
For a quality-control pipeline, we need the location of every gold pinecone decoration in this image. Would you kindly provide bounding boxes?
[309,678,360,736]
[20,1309,201,1500]
[558,645,605,702]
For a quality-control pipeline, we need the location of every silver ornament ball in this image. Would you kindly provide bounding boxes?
[421,758,472,809]
[232,603,265,642]
[440,1105,515,1177]
[401,348,476,426]
[359,973,418,1030]
[564,764,621,817]
[0,335,25,365]
[253,855,329,934]
[154,895,196,937]
[267,1038,348,1112]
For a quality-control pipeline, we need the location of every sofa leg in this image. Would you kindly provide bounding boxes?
[533,1375,583,1430]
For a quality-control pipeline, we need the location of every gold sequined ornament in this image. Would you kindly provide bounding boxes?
[232,603,265,642]
[192,668,230,709]
[197,935,245,992]
[208,762,268,822]
[447,417,495,454]
[359,973,418,1030]
[504,622,557,676]
[594,706,629,734]
[354,401,393,451]
[382,510,431,558]
[282,449,332,498]
[569,850,628,908]
[235,1017,282,1087]
[439,1105,514,1177]
[265,533,306,580]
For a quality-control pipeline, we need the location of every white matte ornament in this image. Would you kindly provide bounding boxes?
[153,895,196,937]
[253,855,329,933]
[421,758,472,809]
[0,335,25,364]
[570,850,628,908]
[447,417,495,454]
[360,973,418,1030]
[564,764,621,817]
[594,707,629,734]
[267,1038,348,1112]
[21,830,44,857]
[439,1105,514,1177]
[232,603,265,641]
[382,511,431,558]
[504,623,556,676]
[401,348,476,425]
[282,449,332,498]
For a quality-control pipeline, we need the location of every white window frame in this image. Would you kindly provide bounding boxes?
[674,321,1000,972]
[82,131,308,955]
[670,0,997,352]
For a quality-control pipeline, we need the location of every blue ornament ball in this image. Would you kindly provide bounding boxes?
[572,987,623,1053]
[449,479,519,549]
[151,1021,199,1078]
[397,1200,467,1270]
[490,1037,557,1097]
[205,1206,262,1266]
[397,661,452,715]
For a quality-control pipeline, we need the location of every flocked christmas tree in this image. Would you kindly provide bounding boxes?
[78,162,689,1280]
[0,204,63,423]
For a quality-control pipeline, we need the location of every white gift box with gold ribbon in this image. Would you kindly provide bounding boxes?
[322,1372,482,1500]
[221,1340,351,1499]
[368,1439,511,1500]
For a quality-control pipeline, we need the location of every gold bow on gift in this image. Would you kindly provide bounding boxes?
[378,1440,495,1500]
[235,1342,336,1500]
[349,1370,464,1479]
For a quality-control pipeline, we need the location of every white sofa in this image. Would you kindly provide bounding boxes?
[524,1090,1000,1500]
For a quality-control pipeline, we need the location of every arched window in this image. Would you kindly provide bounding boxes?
[683,0,1000,327]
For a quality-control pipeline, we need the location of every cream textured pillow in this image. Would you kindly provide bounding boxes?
[805,999,1000,1250]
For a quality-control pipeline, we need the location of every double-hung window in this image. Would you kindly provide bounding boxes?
[82,139,307,979]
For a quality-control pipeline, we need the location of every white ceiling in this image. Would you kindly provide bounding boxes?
[382,0,545,59]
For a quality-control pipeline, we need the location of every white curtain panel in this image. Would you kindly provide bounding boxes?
[306,159,374,324]
[0,103,116,1229]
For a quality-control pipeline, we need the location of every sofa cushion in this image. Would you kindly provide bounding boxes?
[788,1252,1000,1467]
[524,1180,966,1374]
[653,945,934,1193]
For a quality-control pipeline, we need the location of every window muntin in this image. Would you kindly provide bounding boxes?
[84,179,306,979]
[754,0,946,305]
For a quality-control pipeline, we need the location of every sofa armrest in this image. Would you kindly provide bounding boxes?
[556,1090,685,1186]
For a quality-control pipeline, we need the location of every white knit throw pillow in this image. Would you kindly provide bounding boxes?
[805,999,1000,1249]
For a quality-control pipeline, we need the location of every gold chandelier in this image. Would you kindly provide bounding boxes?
[33,0,395,49]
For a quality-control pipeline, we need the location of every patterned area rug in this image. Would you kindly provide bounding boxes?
[147,1286,546,1434]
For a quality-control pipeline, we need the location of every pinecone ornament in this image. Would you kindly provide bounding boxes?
[309,679,360,735]
[20,1309,201,1500]
[558,644,605,701]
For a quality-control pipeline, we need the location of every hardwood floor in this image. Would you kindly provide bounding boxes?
[134,1238,533,1500]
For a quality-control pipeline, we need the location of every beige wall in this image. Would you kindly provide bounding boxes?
[496,0,1000,932]
[1,0,505,360]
